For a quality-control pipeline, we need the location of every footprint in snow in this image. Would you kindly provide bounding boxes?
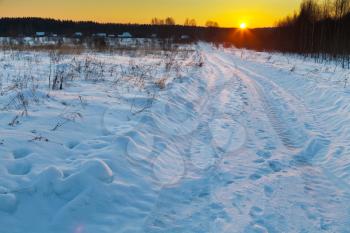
[65,140,80,149]
[0,187,17,213]
[7,160,32,175]
[190,138,217,170]
[209,118,246,155]
[152,146,185,187]
[12,148,32,159]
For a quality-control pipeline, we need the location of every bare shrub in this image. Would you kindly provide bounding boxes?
[82,57,105,82]
[155,78,166,89]
[52,111,83,131]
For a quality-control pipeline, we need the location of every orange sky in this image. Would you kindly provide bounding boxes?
[0,0,303,28]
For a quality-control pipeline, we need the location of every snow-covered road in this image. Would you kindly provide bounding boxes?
[159,44,350,233]
[1,43,350,232]
[144,44,350,232]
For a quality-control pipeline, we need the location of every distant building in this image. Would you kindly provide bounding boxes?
[118,32,132,38]
[151,34,157,38]
[74,32,83,37]
[108,34,116,38]
[181,35,190,40]
[96,33,107,37]
[36,32,45,37]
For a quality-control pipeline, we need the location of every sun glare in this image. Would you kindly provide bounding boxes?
[240,22,247,29]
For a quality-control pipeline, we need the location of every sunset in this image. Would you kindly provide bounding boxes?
[240,22,247,29]
[1,0,350,232]
[0,0,303,27]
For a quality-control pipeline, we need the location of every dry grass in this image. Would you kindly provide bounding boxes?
[155,78,167,89]
[0,37,196,56]
[0,44,85,55]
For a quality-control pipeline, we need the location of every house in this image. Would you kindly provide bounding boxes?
[118,32,132,38]
[74,32,83,37]
[36,32,45,37]
[96,33,107,37]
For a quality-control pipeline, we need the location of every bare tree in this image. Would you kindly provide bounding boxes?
[205,20,219,28]
[165,17,176,25]
[184,18,197,26]
[334,0,350,18]
[151,17,165,25]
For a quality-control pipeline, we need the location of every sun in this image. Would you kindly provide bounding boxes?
[240,22,247,29]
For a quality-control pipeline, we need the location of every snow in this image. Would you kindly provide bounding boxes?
[0,42,350,232]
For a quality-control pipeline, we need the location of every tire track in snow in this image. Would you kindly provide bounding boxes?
[201,47,350,232]
[214,53,312,150]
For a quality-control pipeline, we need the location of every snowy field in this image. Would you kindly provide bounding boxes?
[0,42,350,233]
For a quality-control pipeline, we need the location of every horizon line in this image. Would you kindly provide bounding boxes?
[0,17,276,30]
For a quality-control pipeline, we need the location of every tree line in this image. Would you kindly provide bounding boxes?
[277,0,350,66]
[0,17,219,37]
[1,0,350,67]
[150,17,218,27]
[233,0,350,67]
